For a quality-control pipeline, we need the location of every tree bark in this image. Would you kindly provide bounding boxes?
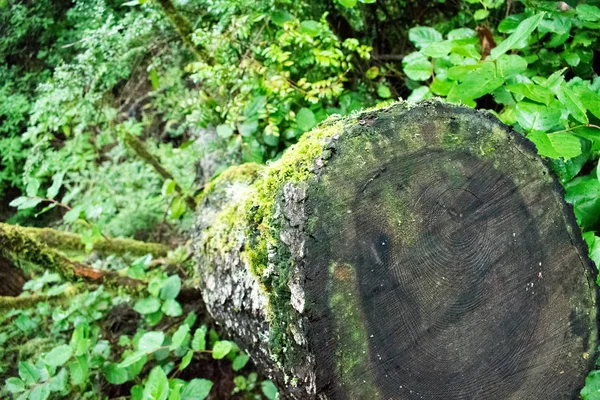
[192,100,598,399]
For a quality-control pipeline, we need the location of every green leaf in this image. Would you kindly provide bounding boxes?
[43,345,73,367]
[138,331,165,353]
[180,350,194,371]
[216,124,234,139]
[515,101,561,131]
[191,326,207,351]
[261,380,279,400]
[46,173,64,199]
[299,20,320,36]
[160,275,181,300]
[30,383,50,400]
[170,196,187,219]
[162,179,176,196]
[577,4,600,21]
[505,84,554,105]
[430,79,453,96]
[149,68,160,90]
[143,366,169,400]
[575,88,600,120]
[162,298,183,317]
[407,86,430,102]
[232,353,250,371]
[19,361,40,385]
[49,368,68,392]
[377,85,392,99]
[557,86,588,124]
[495,54,528,78]
[402,52,432,81]
[181,378,213,400]
[528,131,582,160]
[295,108,316,132]
[365,66,379,79]
[212,340,233,359]
[170,325,190,350]
[408,27,442,49]
[5,377,25,393]
[498,14,524,33]
[69,356,89,386]
[447,28,477,40]
[105,363,129,385]
[565,176,600,229]
[119,352,146,368]
[134,297,162,314]
[447,63,504,102]
[474,9,489,20]
[338,0,357,7]
[421,41,453,58]
[270,11,294,26]
[490,13,545,60]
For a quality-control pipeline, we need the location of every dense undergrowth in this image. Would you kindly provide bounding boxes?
[1,0,600,398]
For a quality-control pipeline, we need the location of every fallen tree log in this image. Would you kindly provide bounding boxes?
[193,100,598,399]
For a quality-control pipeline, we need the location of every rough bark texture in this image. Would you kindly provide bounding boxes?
[192,101,598,399]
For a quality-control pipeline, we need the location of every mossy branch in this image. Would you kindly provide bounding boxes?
[154,0,213,64]
[0,223,143,291]
[15,224,171,258]
[0,286,79,312]
[124,132,197,209]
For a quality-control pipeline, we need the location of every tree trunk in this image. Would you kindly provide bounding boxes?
[193,100,598,399]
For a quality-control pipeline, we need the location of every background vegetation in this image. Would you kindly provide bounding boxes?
[1,0,600,398]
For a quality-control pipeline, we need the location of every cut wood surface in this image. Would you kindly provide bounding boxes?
[193,100,598,399]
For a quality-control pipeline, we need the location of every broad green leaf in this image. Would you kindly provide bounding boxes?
[408,27,442,49]
[407,86,430,102]
[191,326,207,351]
[447,28,477,40]
[134,297,161,314]
[43,345,73,367]
[430,79,453,96]
[377,85,392,99]
[447,63,504,102]
[261,380,279,400]
[557,86,588,124]
[490,13,544,60]
[402,52,432,81]
[143,366,169,400]
[450,44,480,59]
[105,363,129,385]
[528,131,582,160]
[69,356,89,386]
[30,383,50,400]
[46,173,64,199]
[583,233,600,268]
[498,14,525,33]
[160,275,181,300]
[515,101,561,131]
[474,9,489,20]
[565,176,600,229]
[180,350,194,371]
[421,41,453,58]
[365,66,379,79]
[216,124,234,139]
[300,20,320,37]
[212,340,233,359]
[575,87,600,119]
[577,4,600,22]
[270,11,294,27]
[138,331,165,353]
[181,378,213,400]
[5,377,25,393]
[232,353,250,371]
[295,108,316,132]
[495,54,527,78]
[49,368,68,392]
[119,352,146,368]
[162,299,183,317]
[170,196,186,219]
[170,324,190,350]
[338,0,357,7]
[505,84,554,105]
[162,179,176,196]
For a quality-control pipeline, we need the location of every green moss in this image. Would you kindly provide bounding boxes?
[328,262,381,399]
